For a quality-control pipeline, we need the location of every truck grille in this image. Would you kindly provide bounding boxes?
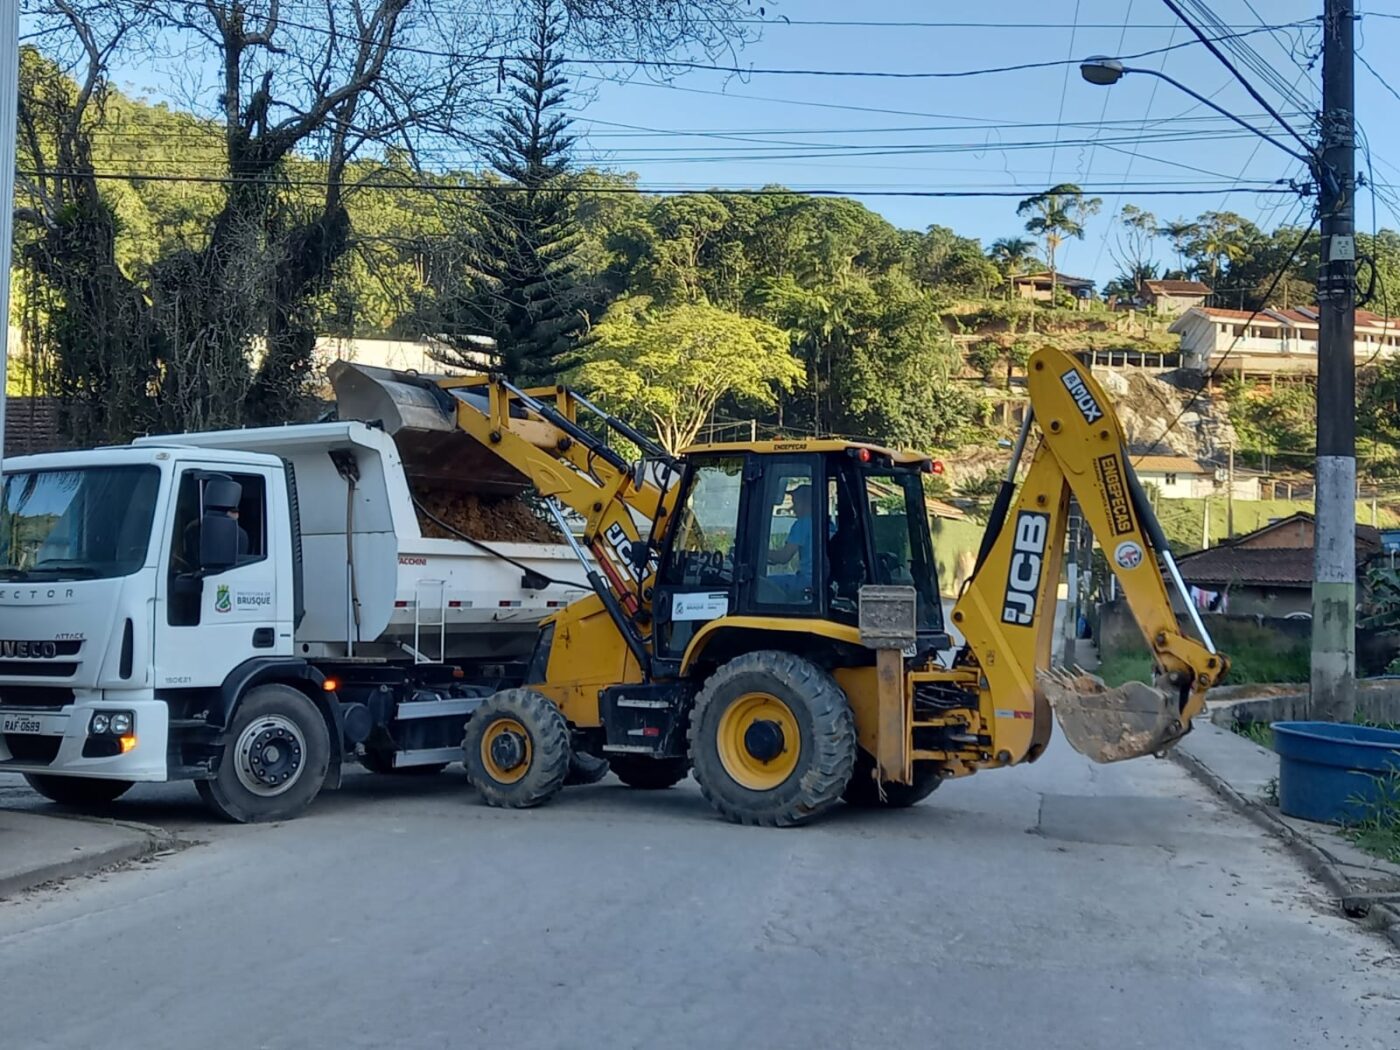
[0,687,75,708]
[2,734,61,764]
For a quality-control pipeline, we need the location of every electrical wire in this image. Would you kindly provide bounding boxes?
[18,168,1301,199]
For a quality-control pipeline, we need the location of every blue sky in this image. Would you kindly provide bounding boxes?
[563,0,1400,286]
[66,1,1400,287]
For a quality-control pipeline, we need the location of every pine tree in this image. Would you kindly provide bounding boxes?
[429,0,594,384]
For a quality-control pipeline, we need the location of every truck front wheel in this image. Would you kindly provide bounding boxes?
[23,774,133,808]
[197,684,331,823]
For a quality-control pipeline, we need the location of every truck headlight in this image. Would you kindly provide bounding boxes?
[90,713,110,735]
[109,712,133,735]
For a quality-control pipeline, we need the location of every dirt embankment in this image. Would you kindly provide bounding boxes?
[413,489,563,544]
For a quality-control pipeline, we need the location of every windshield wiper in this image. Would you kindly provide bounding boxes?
[0,568,31,580]
[29,563,103,579]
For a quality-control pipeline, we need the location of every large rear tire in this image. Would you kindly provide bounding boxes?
[23,774,133,807]
[608,755,689,790]
[688,650,856,827]
[462,689,569,808]
[196,684,331,824]
[841,752,943,808]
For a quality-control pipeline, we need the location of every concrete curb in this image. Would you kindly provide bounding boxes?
[0,814,179,899]
[1170,745,1400,950]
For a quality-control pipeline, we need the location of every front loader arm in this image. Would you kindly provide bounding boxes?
[951,348,1228,765]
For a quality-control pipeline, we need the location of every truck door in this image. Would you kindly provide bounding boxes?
[154,465,285,689]
[652,455,745,661]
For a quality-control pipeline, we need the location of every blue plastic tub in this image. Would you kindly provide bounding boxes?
[1272,721,1400,825]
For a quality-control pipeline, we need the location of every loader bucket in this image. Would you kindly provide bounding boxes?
[1036,669,1187,763]
[328,360,528,495]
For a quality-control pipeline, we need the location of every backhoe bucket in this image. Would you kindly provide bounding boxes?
[1037,669,1186,763]
[328,360,528,495]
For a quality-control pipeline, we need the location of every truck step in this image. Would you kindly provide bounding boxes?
[394,747,461,768]
[394,697,484,721]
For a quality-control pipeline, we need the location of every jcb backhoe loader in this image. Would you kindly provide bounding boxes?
[330,346,1228,826]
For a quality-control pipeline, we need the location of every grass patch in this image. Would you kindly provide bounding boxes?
[1097,619,1308,689]
[1234,721,1275,750]
[1344,774,1400,865]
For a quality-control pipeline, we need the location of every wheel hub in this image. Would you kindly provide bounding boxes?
[716,692,801,791]
[489,730,528,772]
[479,717,533,784]
[234,715,307,797]
[743,719,786,763]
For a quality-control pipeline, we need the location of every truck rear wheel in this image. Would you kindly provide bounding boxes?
[463,689,569,808]
[841,753,943,808]
[196,684,331,823]
[688,650,856,827]
[23,774,133,808]
[608,756,689,789]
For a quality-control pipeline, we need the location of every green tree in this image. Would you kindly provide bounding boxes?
[968,341,1001,383]
[572,298,804,454]
[1016,183,1102,301]
[1187,211,1254,289]
[427,2,595,383]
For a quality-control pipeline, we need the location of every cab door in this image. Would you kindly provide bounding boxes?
[153,464,286,690]
[652,455,746,661]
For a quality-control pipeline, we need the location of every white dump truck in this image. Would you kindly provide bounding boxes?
[0,367,588,821]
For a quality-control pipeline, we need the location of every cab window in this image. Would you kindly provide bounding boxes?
[660,457,743,588]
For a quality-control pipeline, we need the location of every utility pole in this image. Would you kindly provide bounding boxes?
[1226,444,1235,539]
[1202,494,1211,549]
[1311,0,1357,723]
[0,0,19,475]
[1062,505,1080,667]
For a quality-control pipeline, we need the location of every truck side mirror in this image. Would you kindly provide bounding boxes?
[199,513,240,574]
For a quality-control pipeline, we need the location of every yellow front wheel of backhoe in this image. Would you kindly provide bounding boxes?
[463,689,570,808]
[688,650,856,827]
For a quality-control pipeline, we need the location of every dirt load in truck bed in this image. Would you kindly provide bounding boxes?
[414,489,563,544]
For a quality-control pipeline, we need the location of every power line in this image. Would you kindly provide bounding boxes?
[18,167,1302,199]
[1159,0,1317,159]
[257,12,1315,79]
[1046,0,1083,184]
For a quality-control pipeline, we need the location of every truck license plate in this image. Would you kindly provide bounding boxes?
[1,712,66,736]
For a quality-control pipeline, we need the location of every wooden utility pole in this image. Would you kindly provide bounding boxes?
[1310,0,1358,722]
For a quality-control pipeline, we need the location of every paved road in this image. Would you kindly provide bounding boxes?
[1,745,1396,1050]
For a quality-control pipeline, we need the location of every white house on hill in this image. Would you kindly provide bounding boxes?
[1169,305,1400,377]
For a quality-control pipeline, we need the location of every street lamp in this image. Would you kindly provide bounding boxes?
[1079,56,1314,167]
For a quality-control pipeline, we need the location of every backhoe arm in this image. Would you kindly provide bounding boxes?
[951,347,1228,765]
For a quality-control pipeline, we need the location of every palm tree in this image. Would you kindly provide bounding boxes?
[1194,212,1249,288]
[1016,183,1102,302]
[988,237,1039,301]
[1161,219,1200,276]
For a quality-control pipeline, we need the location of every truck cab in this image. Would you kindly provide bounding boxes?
[0,445,298,794]
[0,422,585,822]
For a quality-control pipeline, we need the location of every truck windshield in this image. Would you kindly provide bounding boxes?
[0,466,162,581]
[863,469,942,632]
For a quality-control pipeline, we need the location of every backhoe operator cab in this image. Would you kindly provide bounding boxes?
[651,445,948,667]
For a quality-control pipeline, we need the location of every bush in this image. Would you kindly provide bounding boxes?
[1098,618,1308,687]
